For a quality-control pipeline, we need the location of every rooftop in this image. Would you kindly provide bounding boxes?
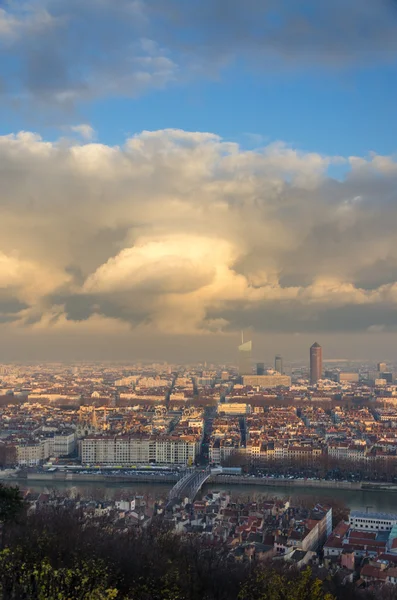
[351,511,397,520]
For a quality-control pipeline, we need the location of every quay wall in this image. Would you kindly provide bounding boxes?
[17,472,397,493]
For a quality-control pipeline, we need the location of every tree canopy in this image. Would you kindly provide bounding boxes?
[0,484,24,524]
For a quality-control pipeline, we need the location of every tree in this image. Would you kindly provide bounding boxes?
[0,551,119,599]
[238,567,335,600]
[0,484,23,523]
[0,484,24,549]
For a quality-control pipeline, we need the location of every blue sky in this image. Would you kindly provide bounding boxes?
[1,0,397,157]
[85,65,397,158]
[2,64,397,159]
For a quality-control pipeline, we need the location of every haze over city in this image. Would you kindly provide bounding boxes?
[1,1,397,362]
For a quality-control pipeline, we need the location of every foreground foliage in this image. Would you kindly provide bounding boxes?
[0,549,118,599]
[0,486,396,599]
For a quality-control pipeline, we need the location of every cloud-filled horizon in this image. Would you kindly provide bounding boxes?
[1,128,397,360]
[1,1,397,360]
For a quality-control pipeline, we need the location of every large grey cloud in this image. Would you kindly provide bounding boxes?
[1,0,397,113]
[152,0,397,68]
[1,128,397,342]
[0,0,176,113]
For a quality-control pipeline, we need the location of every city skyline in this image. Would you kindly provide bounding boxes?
[1,1,397,360]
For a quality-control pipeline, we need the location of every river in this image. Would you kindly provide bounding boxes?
[15,479,397,513]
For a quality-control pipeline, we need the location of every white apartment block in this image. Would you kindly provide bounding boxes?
[27,394,81,403]
[209,442,239,464]
[218,403,251,415]
[51,432,76,457]
[15,432,76,466]
[349,511,397,532]
[16,439,50,466]
[81,436,199,465]
[328,443,366,460]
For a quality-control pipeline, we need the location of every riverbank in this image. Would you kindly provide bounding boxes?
[6,471,397,493]
[22,472,179,484]
[210,475,397,493]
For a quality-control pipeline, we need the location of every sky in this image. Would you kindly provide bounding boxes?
[1,0,397,363]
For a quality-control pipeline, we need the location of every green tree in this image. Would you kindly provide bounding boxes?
[0,550,119,599]
[238,567,335,600]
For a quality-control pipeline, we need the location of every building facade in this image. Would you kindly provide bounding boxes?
[275,355,283,374]
[349,511,397,532]
[218,403,251,415]
[256,363,265,375]
[81,435,199,465]
[310,343,322,384]
[238,340,252,376]
[242,375,291,388]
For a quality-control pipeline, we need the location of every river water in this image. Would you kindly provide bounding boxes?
[15,479,397,513]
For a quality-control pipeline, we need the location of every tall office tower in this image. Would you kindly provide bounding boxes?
[377,362,387,373]
[256,362,265,375]
[275,355,283,374]
[238,339,252,376]
[310,342,322,384]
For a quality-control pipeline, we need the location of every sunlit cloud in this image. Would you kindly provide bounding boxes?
[0,128,397,342]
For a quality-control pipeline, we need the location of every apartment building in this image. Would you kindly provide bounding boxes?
[209,438,240,464]
[51,431,76,457]
[15,431,77,466]
[275,504,332,554]
[16,440,49,466]
[81,435,199,465]
[349,511,397,532]
[242,375,291,388]
[218,403,251,415]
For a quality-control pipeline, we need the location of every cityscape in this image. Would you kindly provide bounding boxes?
[1,0,397,597]
[2,343,397,593]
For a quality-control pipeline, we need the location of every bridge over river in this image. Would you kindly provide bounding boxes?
[167,467,222,506]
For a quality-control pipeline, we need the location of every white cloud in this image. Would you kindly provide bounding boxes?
[69,124,96,141]
[0,251,69,303]
[1,128,397,339]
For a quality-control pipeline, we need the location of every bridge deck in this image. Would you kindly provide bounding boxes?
[167,467,221,506]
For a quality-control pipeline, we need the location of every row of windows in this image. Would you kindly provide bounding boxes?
[353,518,394,524]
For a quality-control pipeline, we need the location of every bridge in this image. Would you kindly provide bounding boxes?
[167,467,222,506]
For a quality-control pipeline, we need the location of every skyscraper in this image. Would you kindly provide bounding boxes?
[256,362,265,375]
[275,355,283,374]
[310,343,322,384]
[238,339,252,376]
[377,362,387,373]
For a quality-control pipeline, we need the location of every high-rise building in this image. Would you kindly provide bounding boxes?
[238,340,252,376]
[256,362,265,375]
[381,372,394,383]
[275,355,283,374]
[310,343,322,385]
[378,362,387,373]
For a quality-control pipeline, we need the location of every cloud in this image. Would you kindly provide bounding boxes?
[152,0,397,68]
[69,124,96,141]
[0,250,69,303]
[0,0,176,112]
[1,128,397,345]
[1,0,397,114]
